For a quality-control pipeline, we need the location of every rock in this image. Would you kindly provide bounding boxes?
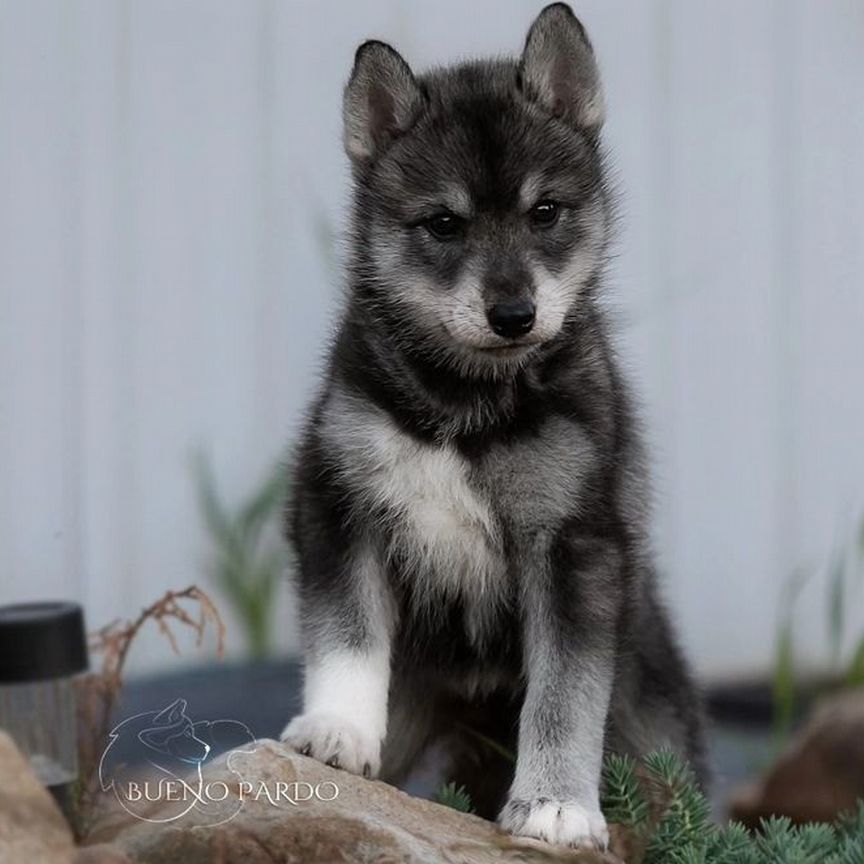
[0,728,140,864]
[729,686,864,826]
[73,844,133,864]
[0,728,75,863]
[85,738,622,864]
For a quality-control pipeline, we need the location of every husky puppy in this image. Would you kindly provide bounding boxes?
[281,3,706,849]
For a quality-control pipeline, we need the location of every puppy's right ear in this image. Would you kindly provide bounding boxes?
[343,40,424,164]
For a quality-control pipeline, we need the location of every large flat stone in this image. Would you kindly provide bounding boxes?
[86,738,621,864]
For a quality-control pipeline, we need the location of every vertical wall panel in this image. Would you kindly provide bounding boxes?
[789,0,864,663]
[0,2,78,599]
[654,1,780,674]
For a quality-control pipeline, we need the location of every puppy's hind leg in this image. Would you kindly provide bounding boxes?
[379,673,442,787]
[439,689,520,821]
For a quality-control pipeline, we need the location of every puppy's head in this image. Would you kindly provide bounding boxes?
[344,4,611,377]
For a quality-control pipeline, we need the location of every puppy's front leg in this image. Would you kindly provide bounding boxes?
[500,534,620,849]
[281,543,392,778]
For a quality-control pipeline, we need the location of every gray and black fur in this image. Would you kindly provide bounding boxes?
[282,4,706,849]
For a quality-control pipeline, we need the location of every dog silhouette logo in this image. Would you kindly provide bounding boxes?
[99,698,257,824]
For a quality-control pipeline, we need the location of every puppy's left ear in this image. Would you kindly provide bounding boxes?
[343,40,425,163]
[521,3,604,130]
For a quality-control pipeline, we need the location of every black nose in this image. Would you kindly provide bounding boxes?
[487,299,536,339]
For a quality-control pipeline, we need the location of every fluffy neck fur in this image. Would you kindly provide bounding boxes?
[332,272,612,446]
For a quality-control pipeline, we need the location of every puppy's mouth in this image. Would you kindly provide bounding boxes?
[439,322,546,358]
[476,342,536,356]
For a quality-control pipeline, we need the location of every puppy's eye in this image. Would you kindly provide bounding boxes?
[529,200,560,228]
[424,212,464,241]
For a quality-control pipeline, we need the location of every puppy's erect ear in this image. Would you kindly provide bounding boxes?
[343,40,424,163]
[521,3,604,130]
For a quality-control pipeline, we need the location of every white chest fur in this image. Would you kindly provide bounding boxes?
[322,390,506,609]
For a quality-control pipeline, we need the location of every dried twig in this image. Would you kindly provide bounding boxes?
[73,585,225,838]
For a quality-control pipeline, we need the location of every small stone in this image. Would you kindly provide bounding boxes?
[730,686,864,826]
[0,729,75,862]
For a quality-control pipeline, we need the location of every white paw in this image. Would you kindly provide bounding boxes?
[280,712,381,778]
[499,798,609,850]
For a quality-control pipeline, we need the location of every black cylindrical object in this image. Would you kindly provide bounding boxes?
[0,602,88,788]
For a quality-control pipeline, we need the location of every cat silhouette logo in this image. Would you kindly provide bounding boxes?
[99,698,258,824]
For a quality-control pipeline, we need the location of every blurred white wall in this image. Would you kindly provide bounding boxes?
[1,0,863,679]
